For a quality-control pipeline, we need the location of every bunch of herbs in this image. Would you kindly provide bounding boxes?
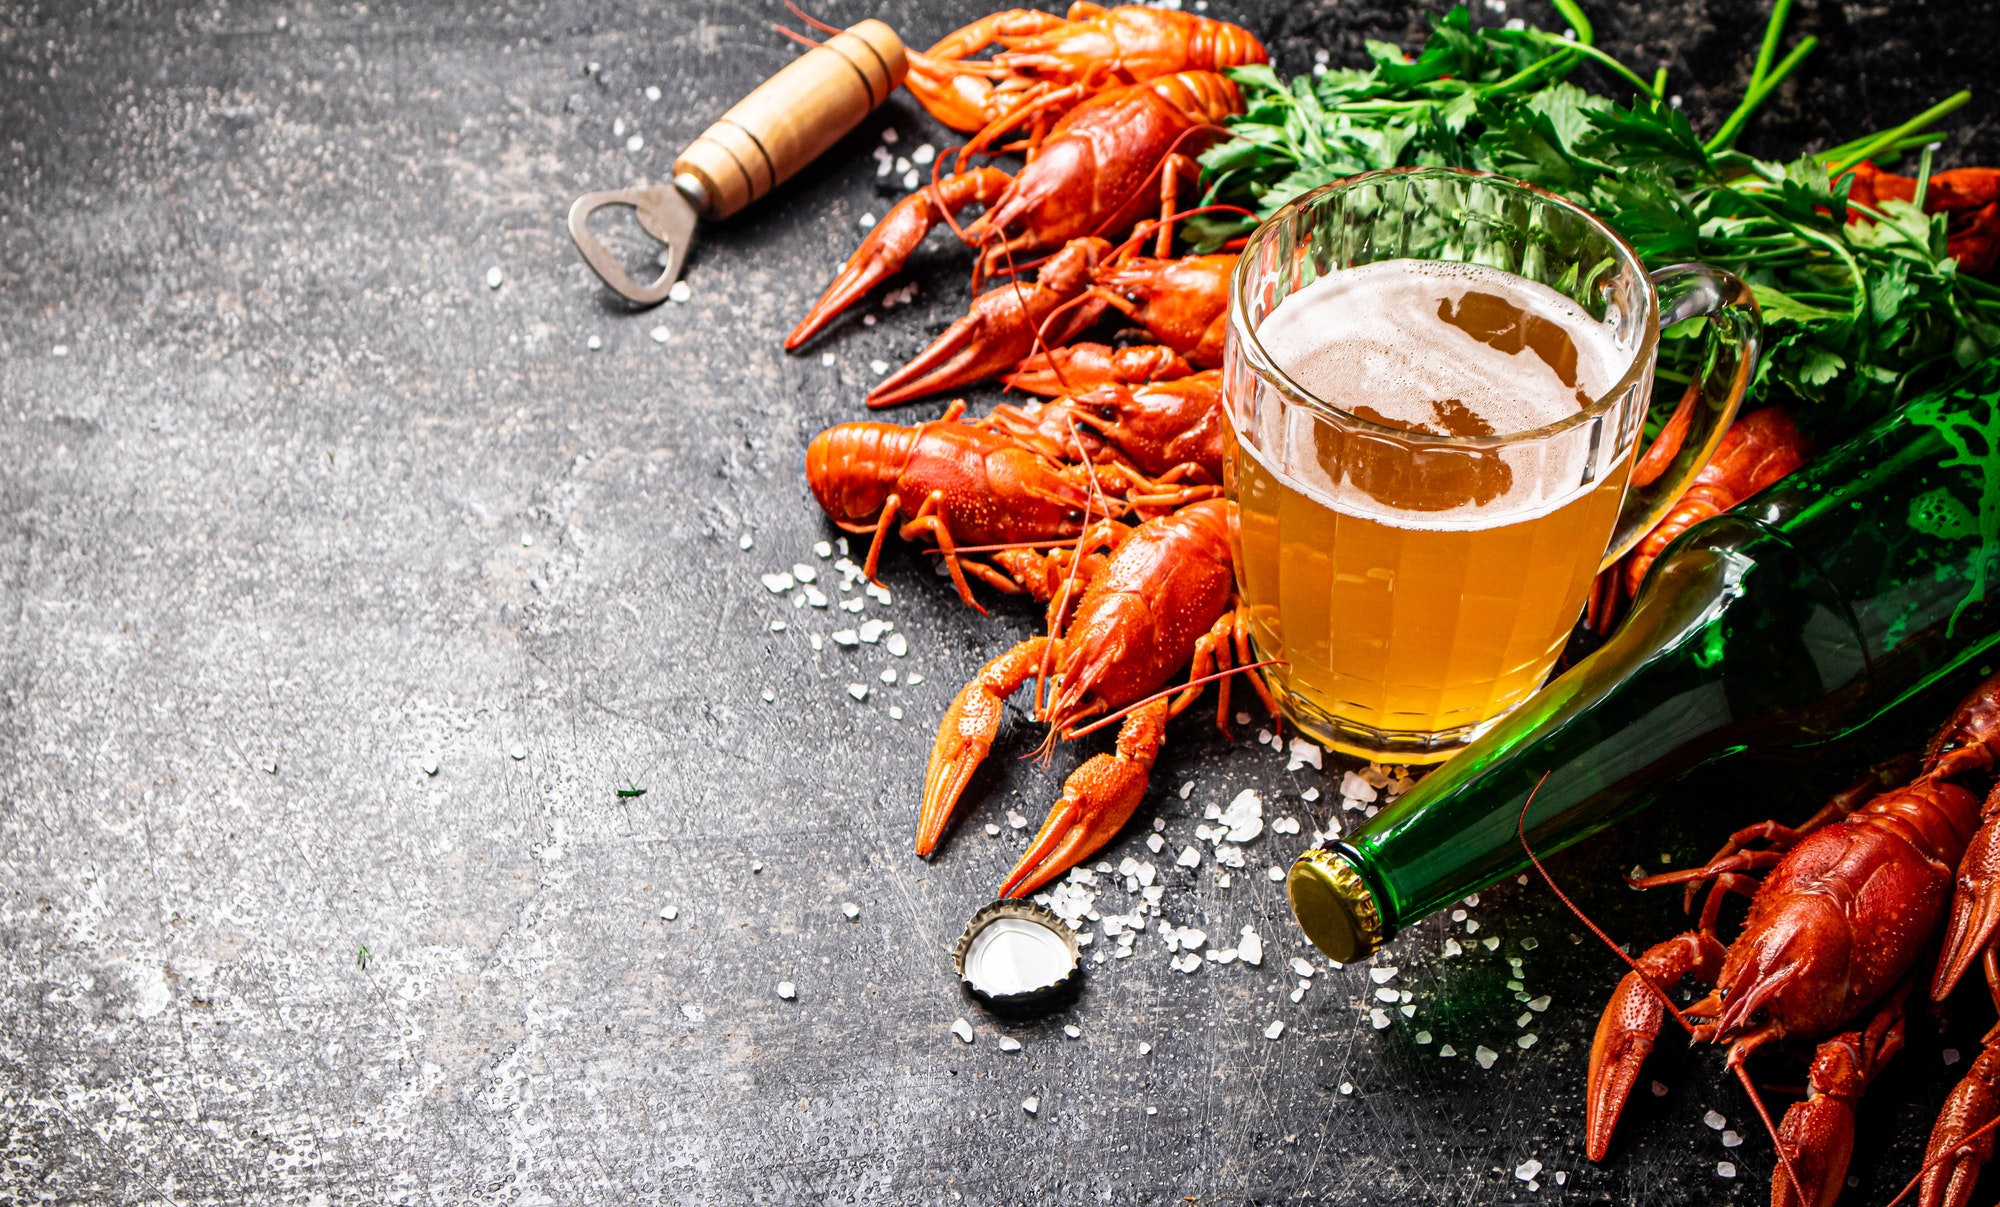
[1191,0,1996,436]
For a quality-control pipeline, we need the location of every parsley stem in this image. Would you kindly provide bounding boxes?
[1705,36,1817,153]
[1525,33,1658,101]
[1822,91,1972,173]
[1547,0,1593,46]
[1750,0,1795,90]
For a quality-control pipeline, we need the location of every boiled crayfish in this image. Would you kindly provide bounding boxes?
[1584,671,2000,1207]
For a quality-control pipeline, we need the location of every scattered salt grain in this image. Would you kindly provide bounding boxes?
[1369,966,1398,984]
[1946,1048,1963,1066]
[587,334,602,351]
[1439,1045,1457,1058]
[1220,789,1264,841]
[1302,787,1320,802]
[508,743,528,761]
[832,628,859,646]
[1652,1081,1669,1097]
[879,668,897,684]
[1515,1159,1542,1183]
[486,266,504,289]
[1369,1008,1390,1029]
[1021,1096,1039,1115]
[1704,1112,1727,1130]
[1267,865,1285,881]
[951,1018,974,1044]
[1286,737,1323,771]
[1146,834,1165,853]
[1176,845,1200,868]
[1179,781,1195,800]
[1415,1031,1432,1044]
[1721,1131,1742,1148]
[645,85,661,101]
[1271,816,1300,834]
[1475,1046,1499,1069]
[912,143,936,165]
[1064,1025,1080,1038]
[1265,1020,1285,1040]
[1339,771,1379,803]
[1292,958,1315,978]
[650,325,669,343]
[1138,1042,1152,1055]
[984,824,1000,837]
[1234,711,1250,725]
[1376,988,1400,1003]
[1443,938,1463,957]
[626,133,644,152]
[1516,1012,1532,1027]
[841,902,860,920]
[1216,873,1232,888]
[1527,995,1550,1012]
[761,689,776,703]
[668,280,692,304]
[776,982,796,1000]
[1238,928,1263,965]
[1482,937,1500,951]
[1007,809,1028,830]
[998,1037,1021,1052]
[1717,1162,1736,1179]
[886,633,909,657]
[660,905,679,921]
[1289,987,1304,1003]
[792,562,817,584]
[888,706,903,720]
[869,359,889,376]
[1517,1033,1538,1049]
[846,683,868,701]
[1520,936,1539,950]
[51,344,67,356]
[809,634,823,651]
[1465,919,1480,934]
[858,213,876,230]
[901,168,920,189]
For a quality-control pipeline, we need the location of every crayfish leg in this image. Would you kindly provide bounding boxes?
[1586,931,1724,1162]
[1917,1040,2000,1207]
[998,696,1167,898]
[919,637,1056,857]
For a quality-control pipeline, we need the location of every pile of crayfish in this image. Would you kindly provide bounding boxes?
[1566,669,2000,1207]
[785,3,1833,900]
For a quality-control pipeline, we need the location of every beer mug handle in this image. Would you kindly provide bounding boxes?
[1600,263,1763,569]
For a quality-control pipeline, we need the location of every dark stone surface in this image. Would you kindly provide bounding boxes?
[1,2,1995,1204]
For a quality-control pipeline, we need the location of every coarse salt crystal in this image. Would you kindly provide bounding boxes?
[1369,1008,1390,1029]
[586,334,602,351]
[1021,1096,1039,1115]
[1064,1025,1080,1038]
[761,689,776,703]
[1175,845,1200,868]
[486,266,504,289]
[951,1018,973,1044]
[1291,958,1315,978]
[1465,919,1480,934]
[650,325,669,343]
[858,213,876,230]
[1238,927,1262,966]
[668,280,692,304]
[1527,995,1550,1012]
[1517,1033,1537,1049]
[660,905,679,921]
[776,982,796,1000]
[998,1037,1021,1052]
[1266,865,1284,881]
[1138,1042,1152,1055]
[1704,1111,1727,1130]
[1946,1048,1963,1066]
[761,572,796,594]
[846,683,868,701]
[739,533,754,550]
[1376,988,1399,1003]
[1475,1046,1499,1069]
[984,824,1000,836]
[1721,1130,1742,1148]
[1007,810,1028,830]
[888,706,902,720]
[626,134,644,152]
[1286,737,1323,771]
[1369,966,1398,984]
[886,633,909,657]
[1515,1159,1541,1182]
[1302,787,1319,802]
[869,359,889,376]
[1264,1020,1285,1040]
[1444,938,1463,957]
[841,902,860,920]
[1517,1011,1533,1027]
[832,629,859,646]
[878,668,897,684]
[1339,771,1379,803]
[1439,1045,1457,1058]
[1414,1031,1432,1044]
[645,85,661,100]
[1220,789,1263,841]
[1717,1162,1736,1179]
[1146,833,1165,853]
[912,143,936,164]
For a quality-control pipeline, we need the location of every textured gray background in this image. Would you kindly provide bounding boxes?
[2,1,1998,1204]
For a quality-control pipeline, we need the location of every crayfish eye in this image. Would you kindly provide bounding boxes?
[1097,406,1118,420]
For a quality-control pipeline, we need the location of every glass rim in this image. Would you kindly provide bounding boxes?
[1228,165,1660,449]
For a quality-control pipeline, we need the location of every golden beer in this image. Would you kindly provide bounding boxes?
[1224,170,1761,762]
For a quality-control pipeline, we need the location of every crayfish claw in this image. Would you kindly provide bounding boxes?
[1587,932,1724,1162]
[1919,1042,2000,1207]
[919,638,1052,857]
[997,697,1167,898]
[1772,1001,1906,1207]
[1935,806,2000,1000]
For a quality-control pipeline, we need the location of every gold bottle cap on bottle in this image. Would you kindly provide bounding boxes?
[1287,848,1385,963]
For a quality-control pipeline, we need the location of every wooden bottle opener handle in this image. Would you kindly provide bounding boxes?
[672,20,908,222]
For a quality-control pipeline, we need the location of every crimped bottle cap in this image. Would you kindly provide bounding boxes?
[953,900,1080,1005]
[1287,848,1385,963]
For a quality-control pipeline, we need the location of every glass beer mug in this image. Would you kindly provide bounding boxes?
[1224,167,1762,763]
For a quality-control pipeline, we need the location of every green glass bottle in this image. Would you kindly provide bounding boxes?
[1288,357,2000,963]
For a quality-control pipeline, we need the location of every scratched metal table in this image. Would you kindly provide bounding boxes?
[3,1,1997,1203]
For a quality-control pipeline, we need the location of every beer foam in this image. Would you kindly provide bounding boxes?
[1256,259,1625,438]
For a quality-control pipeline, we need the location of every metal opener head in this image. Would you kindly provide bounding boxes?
[567,180,702,307]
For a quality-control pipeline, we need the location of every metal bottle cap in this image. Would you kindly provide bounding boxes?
[1287,848,1386,963]
[953,900,1081,1005]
